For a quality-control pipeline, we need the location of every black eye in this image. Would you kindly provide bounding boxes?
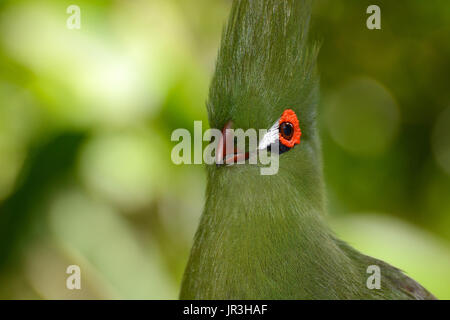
[280,122,294,140]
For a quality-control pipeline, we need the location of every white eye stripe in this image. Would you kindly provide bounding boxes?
[257,118,280,150]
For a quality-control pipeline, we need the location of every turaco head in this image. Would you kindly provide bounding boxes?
[206,0,325,212]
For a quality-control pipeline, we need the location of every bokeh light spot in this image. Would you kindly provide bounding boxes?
[432,106,450,176]
[325,77,400,156]
[79,130,167,211]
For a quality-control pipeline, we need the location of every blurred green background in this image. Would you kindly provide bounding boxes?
[0,0,449,299]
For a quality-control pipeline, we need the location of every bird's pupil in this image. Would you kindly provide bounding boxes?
[280,122,294,140]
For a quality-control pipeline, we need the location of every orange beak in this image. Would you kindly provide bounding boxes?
[215,121,249,166]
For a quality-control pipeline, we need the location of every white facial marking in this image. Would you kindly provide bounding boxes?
[258,119,280,150]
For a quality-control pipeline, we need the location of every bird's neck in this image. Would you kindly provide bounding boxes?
[181,142,364,299]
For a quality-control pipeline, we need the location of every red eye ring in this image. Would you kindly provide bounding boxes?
[279,109,301,148]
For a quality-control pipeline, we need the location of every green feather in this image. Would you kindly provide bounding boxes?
[180,0,435,299]
[207,0,319,136]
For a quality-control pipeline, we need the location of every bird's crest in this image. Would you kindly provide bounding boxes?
[207,0,319,139]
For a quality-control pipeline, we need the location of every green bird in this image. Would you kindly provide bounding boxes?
[180,0,436,299]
